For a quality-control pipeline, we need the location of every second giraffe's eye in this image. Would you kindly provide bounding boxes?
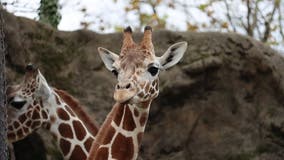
[148,66,159,76]
[112,70,119,77]
[10,100,27,110]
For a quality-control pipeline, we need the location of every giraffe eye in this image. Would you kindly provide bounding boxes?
[112,70,119,77]
[10,100,27,110]
[148,66,159,76]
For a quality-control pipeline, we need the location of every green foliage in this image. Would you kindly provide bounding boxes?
[198,4,209,11]
[38,0,61,28]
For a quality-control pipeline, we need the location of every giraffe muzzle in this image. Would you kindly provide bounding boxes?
[114,83,137,103]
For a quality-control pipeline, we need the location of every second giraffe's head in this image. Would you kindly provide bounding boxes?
[98,26,187,104]
[6,64,53,142]
[7,64,51,109]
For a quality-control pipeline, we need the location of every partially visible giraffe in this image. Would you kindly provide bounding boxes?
[7,64,99,160]
[88,26,187,160]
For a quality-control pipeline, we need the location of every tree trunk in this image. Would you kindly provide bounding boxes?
[0,7,8,160]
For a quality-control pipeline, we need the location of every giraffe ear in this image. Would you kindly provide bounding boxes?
[98,47,119,71]
[158,42,187,70]
[37,70,52,100]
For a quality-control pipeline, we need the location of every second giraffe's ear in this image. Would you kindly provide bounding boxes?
[37,70,52,100]
[98,47,119,71]
[158,42,187,70]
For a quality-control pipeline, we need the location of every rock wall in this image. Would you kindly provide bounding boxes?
[2,8,284,160]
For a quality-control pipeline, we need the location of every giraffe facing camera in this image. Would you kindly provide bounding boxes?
[98,26,188,104]
[88,26,187,160]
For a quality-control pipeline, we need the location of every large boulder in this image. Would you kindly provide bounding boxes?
[2,8,284,160]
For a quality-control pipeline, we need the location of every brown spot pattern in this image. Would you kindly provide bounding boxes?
[95,147,109,160]
[8,126,13,130]
[113,105,124,126]
[111,133,134,160]
[31,121,41,129]
[39,99,43,108]
[69,145,86,160]
[143,94,149,99]
[19,114,27,123]
[155,82,158,90]
[41,110,48,119]
[25,120,32,126]
[60,139,71,156]
[84,137,94,152]
[140,112,148,126]
[58,123,73,138]
[45,123,51,130]
[27,105,33,110]
[35,105,40,111]
[23,127,29,133]
[134,108,139,117]
[102,126,115,144]
[122,106,136,131]
[13,121,20,128]
[55,95,61,105]
[153,92,158,98]
[16,129,24,138]
[140,101,151,109]
[138,92,144,98]
[72,120,86,141]
[137,132,144,145]
[8,133,16,140]
[57,108,70,121]
[152,80,156,87]
[27,110,32,117]
[65,105,75,116]
[150,88,155,94]
[32,110,40,119]
[145,83,150,92]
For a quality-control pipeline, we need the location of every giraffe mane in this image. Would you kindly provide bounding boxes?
[53,88,99,136]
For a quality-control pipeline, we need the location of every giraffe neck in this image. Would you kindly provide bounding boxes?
[45,91,96,160]
[89,100,152,160]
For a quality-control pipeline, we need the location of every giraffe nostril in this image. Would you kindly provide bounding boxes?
[126,83,131,89]
[116,84,120,89]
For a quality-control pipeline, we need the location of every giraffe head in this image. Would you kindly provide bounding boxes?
[98,26,187,104]
[7,64,52,141]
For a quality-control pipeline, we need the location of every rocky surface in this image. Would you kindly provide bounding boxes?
[2,8,284,160]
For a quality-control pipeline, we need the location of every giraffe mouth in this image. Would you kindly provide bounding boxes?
[113,89,137,103]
